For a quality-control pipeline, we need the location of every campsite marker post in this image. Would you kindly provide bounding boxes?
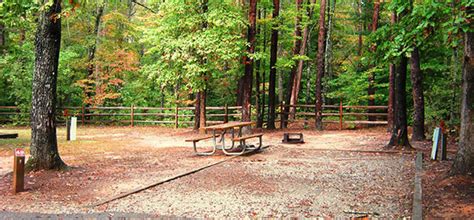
[13,148,25,194]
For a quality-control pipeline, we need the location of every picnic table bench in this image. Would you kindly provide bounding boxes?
[185,121,263,156]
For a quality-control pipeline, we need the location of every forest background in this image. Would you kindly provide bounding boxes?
[0,0,471,134]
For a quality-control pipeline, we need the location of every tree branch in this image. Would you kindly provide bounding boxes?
[131,0,157,14]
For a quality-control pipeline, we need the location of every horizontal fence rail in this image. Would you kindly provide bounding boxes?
[277,102,388,130]
[0,103,388,129]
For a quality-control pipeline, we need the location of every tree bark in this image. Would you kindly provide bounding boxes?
[357,0,363,56]
[255,9,266,128]
[28,0,66,170]
[289,0,315,120]
[315,0,327,130]
[451,31,474,176]
[367,0,380,122]
[282,0,303,127]
[87,4,105,78]
[241,0,257,123]
[410,47,425,141]
[194,92,201,130]
[387,56,411,148]
[199,90,206,129]
[267,0,279,129]
[194,0,209,131]
[324,0,335,78]
[387,12,397,131]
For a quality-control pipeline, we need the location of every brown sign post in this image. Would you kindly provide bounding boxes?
[13,148,25,194]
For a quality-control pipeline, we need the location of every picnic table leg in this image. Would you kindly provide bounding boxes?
[223,139,246,156]
[227,128,237,150]
[193,138,216,156]
[245,135,262,151]
[220,129,234,150]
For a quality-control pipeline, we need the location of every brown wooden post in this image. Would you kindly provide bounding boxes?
[174,105,179,129]
[224,104,229,123]
[81,105,85,126]
[66,116,70,141]
[13,148,25,194]
[339,101,343,130]
[130,104,134,127]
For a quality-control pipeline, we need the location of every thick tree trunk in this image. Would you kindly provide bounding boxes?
[410,47,425,141]
[283,0,303,127]
[367,0,380,122]
[387,12,397,131]
[241,0,257,123]
[28,0,66,170]
[315,0,327,130]
[451,31,474,176]
[267,0,279,129]
[289,0,315,120]
[387,56,411,148]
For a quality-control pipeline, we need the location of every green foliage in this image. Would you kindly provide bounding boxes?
[0,0,471,130]
[141,0,246,94]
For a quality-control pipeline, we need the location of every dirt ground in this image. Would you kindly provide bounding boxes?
[0,125,472,218]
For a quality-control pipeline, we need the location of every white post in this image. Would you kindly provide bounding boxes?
[70,117,77,141]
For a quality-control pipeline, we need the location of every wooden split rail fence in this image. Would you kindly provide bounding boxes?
[278,102,388,130]
[0,103,388,129]
[0,105,243,128]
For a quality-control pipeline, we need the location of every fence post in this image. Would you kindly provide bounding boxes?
[174,105,179,129]
[81,105,85,126]
[130,104,134,127]
[339,101,343,130]
[280,101,284,129]
[224,104,228,123]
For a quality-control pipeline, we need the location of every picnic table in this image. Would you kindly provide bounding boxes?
[186,121,263,156]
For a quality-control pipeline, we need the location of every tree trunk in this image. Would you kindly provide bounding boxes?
[194,0,209,131]
[0,0,4,54]
[367,0,380,122]
[451,31,474,176]
[87,4,105,78]
[387,12,397,131]
[283,0,303,127]
[28,0,66,170]
[410,47,425,141]
[267,0,279,129]
[256,9,266,128]
[387,0,410,147]
[241,0,257,123]
[388,63,396,130]
[324,0,335,78]
[237,78,244,106]
[357,0,363,56]
[199,90,206,130]
[194,92,201,130]
[315,0,327,130]
[289,0,315,121]
[387,56,411,148]
[84,3,104,107]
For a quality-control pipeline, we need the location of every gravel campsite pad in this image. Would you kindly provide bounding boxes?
[0,126,464,218]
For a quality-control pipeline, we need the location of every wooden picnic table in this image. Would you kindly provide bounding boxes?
[186,121,262,156]
[203,121,254,131]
